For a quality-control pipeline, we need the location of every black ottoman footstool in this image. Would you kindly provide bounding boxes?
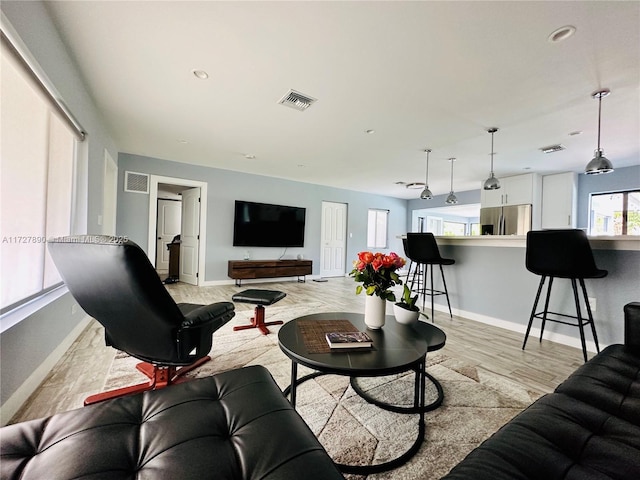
[232,289,286,335]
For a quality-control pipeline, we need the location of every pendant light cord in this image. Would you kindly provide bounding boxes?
[450,159,454,191]
[597,94,602,151]
[424,149,430,186]
[490,131,495,173]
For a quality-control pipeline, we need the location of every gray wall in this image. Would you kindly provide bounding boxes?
[1,1,118,408]
[117,153,408,281]
[437,244,639,347]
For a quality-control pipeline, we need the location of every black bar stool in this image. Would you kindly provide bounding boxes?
[522,229,607,362]
[406,233,455,321]
[402,237,420,288]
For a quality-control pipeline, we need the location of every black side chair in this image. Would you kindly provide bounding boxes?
[522,229,607,362]
[406,232,455,321]
[48,235,235,405]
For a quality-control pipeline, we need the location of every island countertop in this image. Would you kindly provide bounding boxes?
[431,235,639,251]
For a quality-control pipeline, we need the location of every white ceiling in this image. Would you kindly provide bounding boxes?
[44,1,639,200]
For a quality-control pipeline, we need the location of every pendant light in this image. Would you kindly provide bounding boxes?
[420,149,433,199]
[483,128,501,190]
[445,158,458,204]
[585,88,614,175]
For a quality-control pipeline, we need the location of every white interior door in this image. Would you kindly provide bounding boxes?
[320,201,347,278]
[179,188,200,285]
[155,199,181,270]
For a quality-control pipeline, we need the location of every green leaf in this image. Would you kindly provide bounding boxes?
[355,285,363,295]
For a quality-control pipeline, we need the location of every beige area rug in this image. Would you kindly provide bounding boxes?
[103,303,541,480]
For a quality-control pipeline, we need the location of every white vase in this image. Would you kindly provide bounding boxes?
[364,294,386,329]
[393,303,420,326]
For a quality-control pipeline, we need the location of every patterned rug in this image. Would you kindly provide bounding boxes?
[103,304,541,479]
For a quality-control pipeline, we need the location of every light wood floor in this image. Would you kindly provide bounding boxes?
[9,277,586,424]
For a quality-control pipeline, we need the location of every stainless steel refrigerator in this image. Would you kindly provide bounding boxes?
[480,204,532,235]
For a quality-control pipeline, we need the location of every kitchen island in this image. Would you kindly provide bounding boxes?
[423,235,639,352]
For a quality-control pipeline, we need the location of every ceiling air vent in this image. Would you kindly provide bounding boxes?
[124,171,149,194]
[540,144,566,154]
[277,89,317,111]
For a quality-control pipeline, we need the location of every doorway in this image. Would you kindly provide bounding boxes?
[147,176,208,286]
[155,186,183,272]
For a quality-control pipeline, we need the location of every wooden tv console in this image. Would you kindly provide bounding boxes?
[228,260,313,287]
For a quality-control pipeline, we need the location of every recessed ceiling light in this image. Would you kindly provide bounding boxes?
[405,182,425,190]
[548,25,576,43]
[395,181,406,185]
[365,129,375,134]
[192,69,209,79]
[178,139,188,144]
[569,130,583,136]
[244,154,256,160]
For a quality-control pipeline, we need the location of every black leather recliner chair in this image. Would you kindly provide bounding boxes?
[48,235,235,405]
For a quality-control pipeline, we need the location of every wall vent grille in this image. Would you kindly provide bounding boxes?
[277,89,317,111]
[540,144,566,154]
[124,171,149,194]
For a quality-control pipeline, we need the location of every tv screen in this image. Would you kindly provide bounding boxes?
[233,200,306,247]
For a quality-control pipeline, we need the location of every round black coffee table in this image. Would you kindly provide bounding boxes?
[278,312,446,474]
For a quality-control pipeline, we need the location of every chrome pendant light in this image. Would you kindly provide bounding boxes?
[585,88,614,175]
[483,128,501,190]
[420,149,433,199]
[445,158,458,204]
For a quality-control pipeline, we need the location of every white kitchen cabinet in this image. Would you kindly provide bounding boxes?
[541,172,577,229]
[480,173,536,207]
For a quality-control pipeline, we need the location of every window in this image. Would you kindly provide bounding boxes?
[589,190,640,236]
[1,32,85,314]
[443,221,466,236]
[367,209,388,249]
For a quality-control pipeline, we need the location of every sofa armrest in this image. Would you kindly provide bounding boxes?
[625,302,640,351]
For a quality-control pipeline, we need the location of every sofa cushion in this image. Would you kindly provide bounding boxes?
[0,365,344,480]
[555,344,640,425]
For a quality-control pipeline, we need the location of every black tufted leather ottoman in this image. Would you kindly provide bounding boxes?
[0,365,344,480]
[232,289,286,335]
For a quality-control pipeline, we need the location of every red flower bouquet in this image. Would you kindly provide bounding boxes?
[349,251,406,301]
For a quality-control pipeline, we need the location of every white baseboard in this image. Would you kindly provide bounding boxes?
[0,315,91,426]
[431,303,603,353]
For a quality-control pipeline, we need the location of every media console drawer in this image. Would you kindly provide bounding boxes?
[228,260,312,286]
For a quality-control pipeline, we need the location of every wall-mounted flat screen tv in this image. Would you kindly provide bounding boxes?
[233,200,306,247]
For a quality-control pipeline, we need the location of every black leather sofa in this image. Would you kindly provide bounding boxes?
[443,302,640,480]
[0,365,344,480]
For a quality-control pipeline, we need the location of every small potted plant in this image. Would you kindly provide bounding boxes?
[393,285,428,325]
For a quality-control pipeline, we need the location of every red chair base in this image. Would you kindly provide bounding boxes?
[233,305,283,335]
[83,356,211,406]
